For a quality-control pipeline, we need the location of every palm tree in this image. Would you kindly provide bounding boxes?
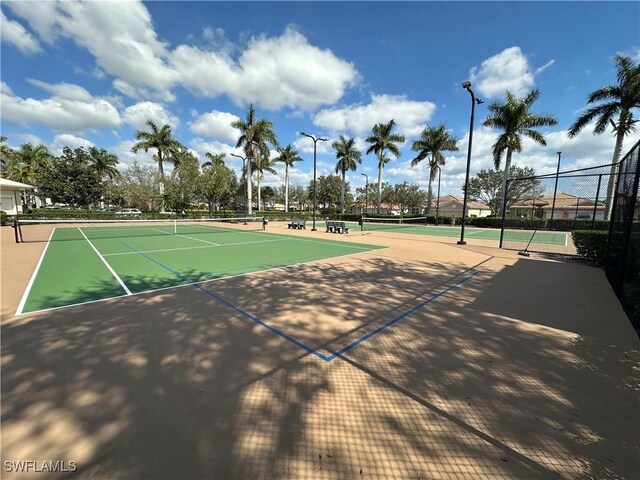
[0,136,14,173]
[131,120,183,180]
[202,152,226,170]
[274,145,303,212]
[410,125,459,214]
[88,147,120,180]
[332,135,362,214]
[483,89,557,216]
[568,55,640,219]
[366,120,405,213]
[231,104,278,214]
[252,153,277,211]
[8,143,51,184]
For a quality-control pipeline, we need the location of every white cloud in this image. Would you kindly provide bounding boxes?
[0,10,42,54]
[111,139,155,168]
[50,133,94,155]
[122,101,179,130]
[8,2,358,108]
[469,47,554,99]
[188,110,240,143]
[1,80,121,131]
[313,94,436,137]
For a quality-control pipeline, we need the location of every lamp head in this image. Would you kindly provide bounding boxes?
[475,98,484,105]
[299,131,307,136]
[461,81,472,89]
[318,137,329,142]
[557,151,562,155]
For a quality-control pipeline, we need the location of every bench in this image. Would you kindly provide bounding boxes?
[325,220,349,234]
[288,218,306,229]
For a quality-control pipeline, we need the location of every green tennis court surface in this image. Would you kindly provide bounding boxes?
[356,220,567,245]
[18,225,384,314]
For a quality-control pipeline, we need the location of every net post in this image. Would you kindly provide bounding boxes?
[262,217,267,230]
[13,217,21,243]
[360,215,364,232]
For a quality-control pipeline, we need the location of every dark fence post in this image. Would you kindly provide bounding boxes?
[499,179,510,249]
[592,174,602,229]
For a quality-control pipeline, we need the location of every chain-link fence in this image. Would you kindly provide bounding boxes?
[605,139,639,331]
[500,164,614,255]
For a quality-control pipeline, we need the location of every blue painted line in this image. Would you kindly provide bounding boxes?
[121,242,331,361]
[324,271,480,361]
[120,241,477,363]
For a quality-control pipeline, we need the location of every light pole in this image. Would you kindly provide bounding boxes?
[458,81,483,245]
[300,132,328,231]
[230,153,247,216]
[361,173,369,215]
[550,151,561,222]
[435,165,442,225]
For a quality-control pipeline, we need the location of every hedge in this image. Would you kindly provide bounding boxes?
[571,230,608,266]
[0,211,8,226]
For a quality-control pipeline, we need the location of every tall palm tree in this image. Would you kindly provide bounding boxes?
[366,120,405,213]
[231,104,278,214]
[8,143,51,184]
[568,55,640,219]
[274,145,303,212]
[332,135,362,214]
[483,89,557,216]
[88,147,120,180]
[131,120,183,180]
[0,136,14,173]
[252,153,277,211]
[410,124,459,214]
[202,152,226,170]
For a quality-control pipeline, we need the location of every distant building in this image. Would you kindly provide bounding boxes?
[0,178,35,215]
[509,192,605,220]
[425,195,492,218]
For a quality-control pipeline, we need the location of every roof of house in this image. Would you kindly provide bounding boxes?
[426,195,490,210]
[511,192,603,210]
[0,177,35,190]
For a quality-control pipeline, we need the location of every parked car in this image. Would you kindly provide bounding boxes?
[115,208,142,218]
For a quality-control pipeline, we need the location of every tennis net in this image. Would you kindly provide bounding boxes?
[16,217,266,243]
[361,216,428,231]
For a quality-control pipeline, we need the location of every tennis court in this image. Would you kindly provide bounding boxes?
[1,220,637,479]
[16,218,385,315]
[357,217,568,245]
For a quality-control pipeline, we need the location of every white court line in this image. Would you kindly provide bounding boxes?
[243,230,379,251]
[15,228,56,315]
[103,237,290,257]
[78,227,132,295]
[149,226,221,247]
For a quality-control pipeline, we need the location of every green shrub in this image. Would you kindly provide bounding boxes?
[572,230,608,266]
[0,211,8,226]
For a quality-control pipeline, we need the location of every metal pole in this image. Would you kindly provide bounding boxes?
[592,174,602,229]
[300,132,328,232]
[499,178,510,249]
[458,82,482,245]
[575,196,580,221]
[230,153,247,217]
[436,166,441,225]
[550,152,561,223]
[361,173,368,215]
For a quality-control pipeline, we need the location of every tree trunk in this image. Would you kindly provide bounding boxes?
[377,158,383,214]
[604,126,626,220]
[246,156,252,215]
[341,170,346,214]
[285,165,289,212]
[499,149,513,216]
[257,175,261,212]
[426,170,434,215]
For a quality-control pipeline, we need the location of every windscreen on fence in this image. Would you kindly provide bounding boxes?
[605,140,640,331]
[500,163,615,255]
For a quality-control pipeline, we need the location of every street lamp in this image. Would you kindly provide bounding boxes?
[361,173,369,215]
[550,151,561,222]
[435,165,442,225]
[458,81,483,245]
[230,153,247,216]
[299,132,328,231]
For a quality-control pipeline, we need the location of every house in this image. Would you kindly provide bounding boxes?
[510,192,605,220]
[0,178,35,215]
[425,195,492,218]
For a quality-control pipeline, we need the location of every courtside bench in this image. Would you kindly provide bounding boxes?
[325,220,349,234]
[288,218,306,229]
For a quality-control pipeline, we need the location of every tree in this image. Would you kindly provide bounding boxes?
[88,147,120,181]
[385,182,427,214]
[261,186,276,210]
[6,143,51,185]
[131,120,183,180]
[332,135,362,214]
[465,166,543,215]
[39,147,103,207]
[366,120,406,213]
[202,152,226,170]
[568,55,640,219]
[289,185,308,211]
[164,151,201,213]
[0,136,15,174]
[231,104,278,214]
[274,145,303,212]
[120,161,163,211]
[252,153,277,212]
[199,161,237,213]
[483,89,557,215]
[309,175,343,211]
[410,124,458,214]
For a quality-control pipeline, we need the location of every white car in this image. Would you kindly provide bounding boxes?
[115,208,142,218]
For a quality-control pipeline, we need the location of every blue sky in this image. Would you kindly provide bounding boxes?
[1,1,639,195]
